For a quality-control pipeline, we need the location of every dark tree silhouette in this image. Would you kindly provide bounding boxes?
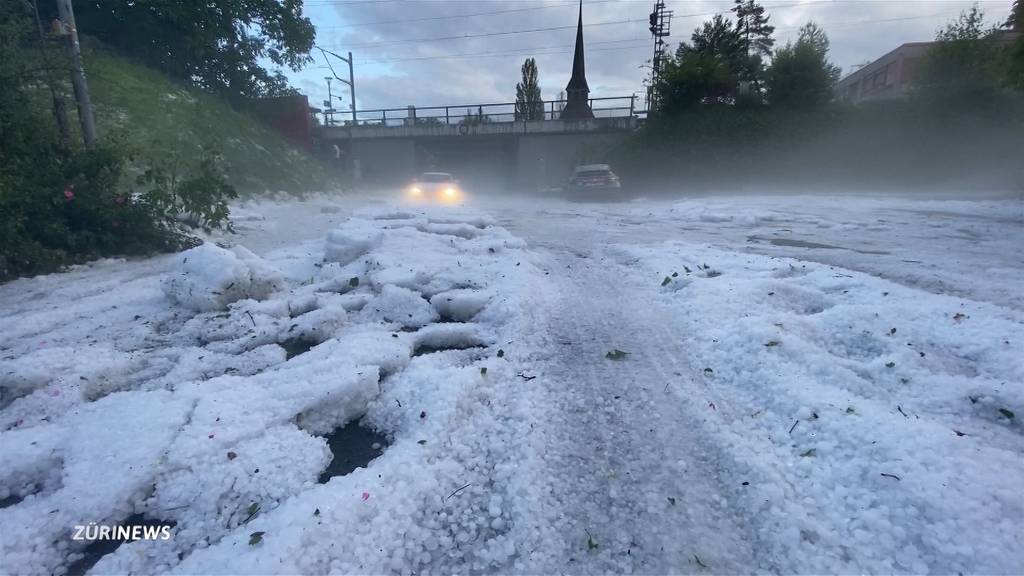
[515,58,545,121]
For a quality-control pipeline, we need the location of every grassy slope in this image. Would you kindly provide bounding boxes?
[81,43,336,194]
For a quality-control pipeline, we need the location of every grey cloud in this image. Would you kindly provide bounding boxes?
[296,0,1012,110]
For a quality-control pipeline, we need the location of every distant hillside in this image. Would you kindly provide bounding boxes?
[81,42,336,195]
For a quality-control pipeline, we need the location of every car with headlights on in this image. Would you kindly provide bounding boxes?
[406,172,463,204]
[565,164,622,199]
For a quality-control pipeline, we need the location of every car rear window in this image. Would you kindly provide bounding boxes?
[576,170,612,178]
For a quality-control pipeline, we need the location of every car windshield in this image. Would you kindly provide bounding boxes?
[575,170,613,178]
[4,0,1022,574]
[419,173,452,183]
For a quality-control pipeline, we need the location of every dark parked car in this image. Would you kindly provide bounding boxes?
[566,164,622,199]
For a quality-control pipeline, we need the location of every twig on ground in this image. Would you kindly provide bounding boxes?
[445,483,472,501]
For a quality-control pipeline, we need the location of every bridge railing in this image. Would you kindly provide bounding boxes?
[321,96,637,127]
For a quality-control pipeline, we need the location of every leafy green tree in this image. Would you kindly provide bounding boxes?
[656,52,737,113]
[732,0,775,90]
[1004,1,1024,89]
[655,14,744,112]
[515,58,544,121]
[54,0,315,100]
[678,14,746,71]
[913,7,1004,106]
[1004,40,1024,90]
[766,22,841,108]
[460,107,492,125]
[732,0,775,58]
[1008,0,1021,29]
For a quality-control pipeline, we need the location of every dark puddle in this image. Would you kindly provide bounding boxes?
[412,342,485,357]
[749,236,890,255]
[66,514,176,576]
[435,312,471,324]
[769,238,845,250]
[0,493,25,509]
[1,477,60,509]
[317,422,389,483]
[280,338,317,360]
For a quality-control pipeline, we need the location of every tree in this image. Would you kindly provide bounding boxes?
[655,14,744,111]
[515,58,544,121]
[1004,0,1024,88]
[766,22,841,108]
[679,14,746,70]
[913,7,1004,106]
[656,52,737,113]
[732,0,775,88]
[52,0,315,100]
[460,107,492,125]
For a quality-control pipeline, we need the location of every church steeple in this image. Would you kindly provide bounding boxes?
[560,0,595,119]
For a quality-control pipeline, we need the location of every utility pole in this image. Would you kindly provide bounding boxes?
[55,0,97,145]
[647,0,672,114]
[29,0,70,149]
[317,47,357,125]
[324,76,334,126]
[347,51,356,125]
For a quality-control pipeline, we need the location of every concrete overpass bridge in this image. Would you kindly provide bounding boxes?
[314,97,643,190]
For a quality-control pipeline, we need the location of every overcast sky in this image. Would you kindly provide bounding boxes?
[289,0,1013,115]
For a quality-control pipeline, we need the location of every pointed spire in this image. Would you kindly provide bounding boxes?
[560,0,595,120]
[566,0,589,92]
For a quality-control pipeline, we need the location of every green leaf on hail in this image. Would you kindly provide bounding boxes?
[605,349,630,360]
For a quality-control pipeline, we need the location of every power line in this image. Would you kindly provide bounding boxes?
[353,9,964,65]
[362,37,648,63]
[305,0,406,6]
[318,1,626,29]
[367,42,653,65]
[773,9,961,33]
[318,1,833,51]
[323,17,642,50]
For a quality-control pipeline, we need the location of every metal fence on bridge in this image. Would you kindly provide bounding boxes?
[320,96,639,127]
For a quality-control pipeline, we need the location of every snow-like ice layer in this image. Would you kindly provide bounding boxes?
[0,391,193,575]
[357,284,438,329]
[621,241,1024,574]
[3,193,1022,575]
[323,219,384,265]
[0,200,532,575]
[278,297,348,343]
[0,343,137,411]
[430,288,492,322]
[162,243,284,311]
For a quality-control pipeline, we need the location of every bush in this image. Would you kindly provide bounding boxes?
[137,145,237,232]
[0,135,239,281]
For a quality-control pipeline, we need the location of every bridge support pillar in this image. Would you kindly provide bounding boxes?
[350,138,417,184]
